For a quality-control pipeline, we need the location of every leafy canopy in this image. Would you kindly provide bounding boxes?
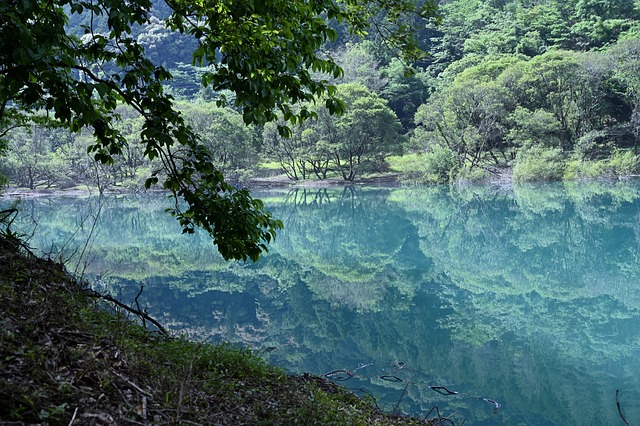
[0,0,436,261]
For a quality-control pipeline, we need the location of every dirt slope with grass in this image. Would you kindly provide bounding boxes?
[0,234,448,425]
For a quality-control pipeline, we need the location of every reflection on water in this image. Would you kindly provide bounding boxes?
[3,182,640,425]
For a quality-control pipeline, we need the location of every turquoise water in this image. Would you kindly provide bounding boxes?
[3,182,640,425]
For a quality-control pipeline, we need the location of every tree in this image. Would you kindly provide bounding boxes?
[263,119,316,181]
[327,42,388,93]
[610,37,640,151]
[329,84,404,180]
[428,0,493,73]
[413,58,515,171]
[507,51,613,150]
[506,107,563,150]
[179,102,257,183]
[2,125,68,189]
[380,58,433,131]
[0,0,436,260]
[264,84,403,181]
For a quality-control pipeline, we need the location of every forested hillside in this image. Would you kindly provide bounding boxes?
[3,0,640,189]
[412,0,640,182]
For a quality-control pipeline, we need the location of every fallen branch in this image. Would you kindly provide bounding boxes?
[134,285,145,329]
[616,389,631,426]
[90,291,168,336]
[112,370,153,398]
[392,382,409,415]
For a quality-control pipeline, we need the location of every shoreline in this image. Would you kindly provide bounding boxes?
[0,173,404,198]
[4,167,639,199]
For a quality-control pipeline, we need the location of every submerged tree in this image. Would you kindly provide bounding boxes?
[0,0,437,260]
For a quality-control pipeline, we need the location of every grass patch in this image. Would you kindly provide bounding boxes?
[386,153,424,174]
[388,151,461,184]
[258,160,284,170]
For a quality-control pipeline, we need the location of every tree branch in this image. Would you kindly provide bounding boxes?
[90,290,169,336]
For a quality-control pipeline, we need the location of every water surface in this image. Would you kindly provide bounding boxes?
[3,182,640,425]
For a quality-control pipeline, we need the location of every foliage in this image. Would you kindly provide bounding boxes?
[456,162,490,182]
[411,39,640,182]
[563,157,611,180]
[0,102,259,191]
[607,149,640,175]
[263,118,315,181]
[379,59,433,131]
[412,57,515,172]
[415,146,460,184]
[4,0,640,191]
[330,84,404,180]
[1,125,67,190]
[0,0,436,260]
[388,153,430,184]
[429,0,637,73]
[328,43,389,93]
[506,107,563,150]
[264,83,404,181]
[178,102,257,183]
[512,146,566,182]
[564,148,640,179]
[402,0,640,184]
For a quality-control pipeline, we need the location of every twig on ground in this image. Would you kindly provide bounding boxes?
[68,407,78,426]
[112,370,153,398]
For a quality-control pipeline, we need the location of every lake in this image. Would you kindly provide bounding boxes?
[3,181,640,425]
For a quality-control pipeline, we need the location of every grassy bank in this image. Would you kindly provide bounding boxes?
[0,233,446,425]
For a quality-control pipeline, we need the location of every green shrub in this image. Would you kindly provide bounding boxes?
[421,145,460,184]
[608,150,639,176]
[458,162,490,182]
[563,158,609,179]
[564,150,639,179]
[389,153,427,184]
[393,147,460,184]
[512,146,565,182]
[574,130,614,160]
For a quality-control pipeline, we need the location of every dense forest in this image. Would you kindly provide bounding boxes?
[3,0,640,190]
